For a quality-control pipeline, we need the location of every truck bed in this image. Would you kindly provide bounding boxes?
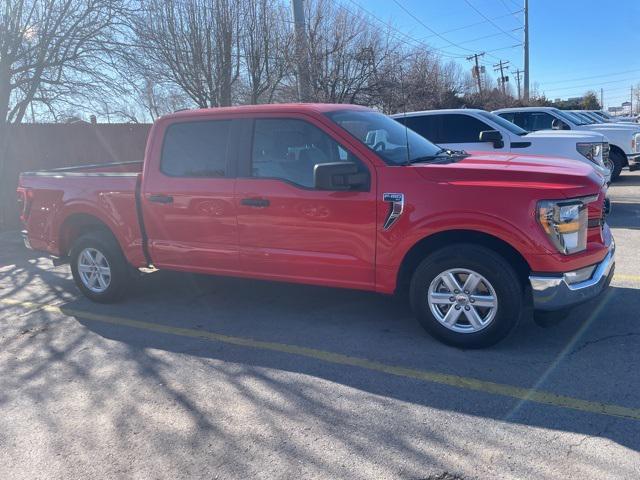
[18,161,147,266]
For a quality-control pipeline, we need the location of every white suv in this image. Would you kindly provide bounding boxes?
[391,109,611,183]
[493,106,640,180]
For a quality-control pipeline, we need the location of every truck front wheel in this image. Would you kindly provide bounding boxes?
[70,231,129,303]
[609,150,625,181]
[410,244,522,348]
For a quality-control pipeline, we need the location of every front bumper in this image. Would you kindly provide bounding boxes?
[529,243,615,311]
[627,152,640,171]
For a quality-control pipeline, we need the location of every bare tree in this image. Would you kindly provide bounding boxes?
[304,0,399,104]
[0,0,128,225]
[131,0,242,109]
[239,0,293,104]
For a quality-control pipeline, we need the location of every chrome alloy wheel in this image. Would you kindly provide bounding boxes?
[77,247,111,293]
[427,268,498,333]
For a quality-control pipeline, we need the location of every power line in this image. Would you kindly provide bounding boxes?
[463,0,522,42]
[390,0,504,60]
[346,0,524,67]
[497,0,523,20]
[485,43,523,53]
[455,28,523,47]
[341,0,467,58]
[417,10,523,41]
[543,76,640,94]
[540,68,640,86]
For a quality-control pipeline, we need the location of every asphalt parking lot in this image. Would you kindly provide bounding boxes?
[1,173,640,480]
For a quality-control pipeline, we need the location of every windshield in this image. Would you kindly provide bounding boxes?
[553,109,585,126]
[571,111,597,124]
[593,110,611,120]
[476,110,528,136]
[581,111,604,122]
[326,110,445,165]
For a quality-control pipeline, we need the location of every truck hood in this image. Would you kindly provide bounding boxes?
[523,130,606,142]
[413,151,603,196]
[583,123,640,132]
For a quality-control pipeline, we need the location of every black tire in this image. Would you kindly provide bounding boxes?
[69,230,129,303]
[409,244,523,349]
[609,149,625,182]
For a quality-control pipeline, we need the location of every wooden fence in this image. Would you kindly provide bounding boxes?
[1,123,151,230]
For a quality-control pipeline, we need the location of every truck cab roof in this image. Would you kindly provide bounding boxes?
[161,103,369,122]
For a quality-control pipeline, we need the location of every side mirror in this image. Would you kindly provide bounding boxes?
[479,130,504,149]
[314,162,369,191]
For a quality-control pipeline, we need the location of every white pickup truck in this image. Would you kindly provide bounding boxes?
[391,109,611,183]
[590,110,638,124]
[493,106,640,180]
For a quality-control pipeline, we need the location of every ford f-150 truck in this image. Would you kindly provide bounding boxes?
[17,104,615,348]
[494,106,640,180]
[391,109,612,183]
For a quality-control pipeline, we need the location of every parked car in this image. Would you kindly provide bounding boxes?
[571,110,637,126]
[494,106,640,180]
[391,109,611,183]
[590,110,638,124]
[17,104,614,348]
[571,110,607,124]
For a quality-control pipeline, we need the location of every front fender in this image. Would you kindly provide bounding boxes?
[375,210,550,294]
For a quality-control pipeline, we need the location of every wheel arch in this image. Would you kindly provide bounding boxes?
[396,229,532,294]
[58,213,119,257]
[609,144,629,167]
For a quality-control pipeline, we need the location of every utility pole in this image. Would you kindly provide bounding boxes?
[600,88,604,109]
[523,0,530,102]
[631,86,634,115]
[292,0,311,102]
[493,60,510,95]
[514,69,523,100]
[466,53,485,96]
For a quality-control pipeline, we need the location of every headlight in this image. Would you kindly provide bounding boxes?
[537,197,593,255]
[576,142,604,166]
[632,133,640,153]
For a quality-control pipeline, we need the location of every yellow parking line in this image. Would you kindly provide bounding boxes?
[613,273,640,282]
[2,297,640,422]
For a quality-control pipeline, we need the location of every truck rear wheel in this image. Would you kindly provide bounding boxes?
[409,244,522,348]
[70,231,129,303]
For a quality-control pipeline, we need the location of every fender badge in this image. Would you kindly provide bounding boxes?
[383,193,404,230]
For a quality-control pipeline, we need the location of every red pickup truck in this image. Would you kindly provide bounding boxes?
[17,104,615,347]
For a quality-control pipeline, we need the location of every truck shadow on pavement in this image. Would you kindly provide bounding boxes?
[1,231,639,476]
[28,270,640,450]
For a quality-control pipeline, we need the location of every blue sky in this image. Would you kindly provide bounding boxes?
[347,0,640,108]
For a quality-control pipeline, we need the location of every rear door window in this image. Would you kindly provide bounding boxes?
[397,115,442,143]
[161,120,231,177]
[438,114,492,143]
[519,112,556,131]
